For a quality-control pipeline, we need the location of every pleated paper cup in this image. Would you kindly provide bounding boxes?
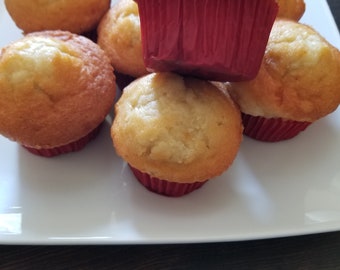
[241,113,312,142]
[23,123,103,157]
[135,0,278,81]
[129,165,208,197]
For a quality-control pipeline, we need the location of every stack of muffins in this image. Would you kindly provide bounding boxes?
[109,0,340,197]
[111,0,279,197]
[1,0,340,197]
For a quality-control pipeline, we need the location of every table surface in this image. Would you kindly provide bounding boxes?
[2,1,340,269]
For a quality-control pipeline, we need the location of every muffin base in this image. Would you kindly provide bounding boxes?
[129,165,208,197]
[242,113,311,142]
[23,123,103,157]
[136,0,278,81]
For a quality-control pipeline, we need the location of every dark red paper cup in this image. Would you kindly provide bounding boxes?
[129,165,207,197]
[23,123,103,157]
[135,0,278,82]
[242,113,312,142]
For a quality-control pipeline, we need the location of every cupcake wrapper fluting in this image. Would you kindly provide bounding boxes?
[135,0,278,82]
[129,165,207,197]
[242,113,312,142]
[23,123,103,157]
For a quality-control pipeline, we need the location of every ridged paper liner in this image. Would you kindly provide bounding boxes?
[242,113,312,142]
[23,123,103,157]
[129,165,208,197]
[136,0,278,81]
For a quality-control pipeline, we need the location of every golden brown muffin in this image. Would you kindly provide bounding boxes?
[97,0,147,78]
[4,0,110,34]
[0,31,116,151]
[229,19,340,122]
[227,19,340,141]
[111,72,243,185]
[276,0,305,21]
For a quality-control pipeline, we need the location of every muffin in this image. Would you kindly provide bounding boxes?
[0,30,116,157]
[111,72,243,197]
[4,0,110,35]
[97,0,148,89]
[135,0,278,82]
[276,0,306,21]
[228,19,340,142]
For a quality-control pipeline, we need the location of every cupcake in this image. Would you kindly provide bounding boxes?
[276,0,305,21]
[97,0,148,89]
[228,19,340,142]
[0,31,116,157]
[111,72,243,197]
[135,0,278,82]
[4,0,110,35]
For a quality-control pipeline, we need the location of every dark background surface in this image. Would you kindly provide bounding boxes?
[1,1,340,269]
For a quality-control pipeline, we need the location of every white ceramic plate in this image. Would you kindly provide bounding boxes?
[1,0,340,245]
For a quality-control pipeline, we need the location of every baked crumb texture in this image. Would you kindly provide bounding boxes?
[229,19,340,122]
[4,0,110,34]
[112,72,243,183]
[276,0,305,21]
[97,0,147,78]
[0,31,116,148]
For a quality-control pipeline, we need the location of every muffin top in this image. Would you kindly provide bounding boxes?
[111,72,243,183]
[97,0,148,77]
[276,0,305,21]
[228,19,340,122]
[0,31,116,148]
[4,0,110,34]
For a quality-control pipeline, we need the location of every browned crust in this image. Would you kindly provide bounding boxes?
[276,0,306,21]
[228,19,340,122]
[97,0,148,77]
[4,0,111,34]
[111,73,243,183]
[0,30,116,148]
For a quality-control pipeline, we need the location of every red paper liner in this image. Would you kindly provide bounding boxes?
[23,123,103,157]
[114,71,136,90]
[242,113,312,142]
[135,0,278,82]
[129,165,207,197]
